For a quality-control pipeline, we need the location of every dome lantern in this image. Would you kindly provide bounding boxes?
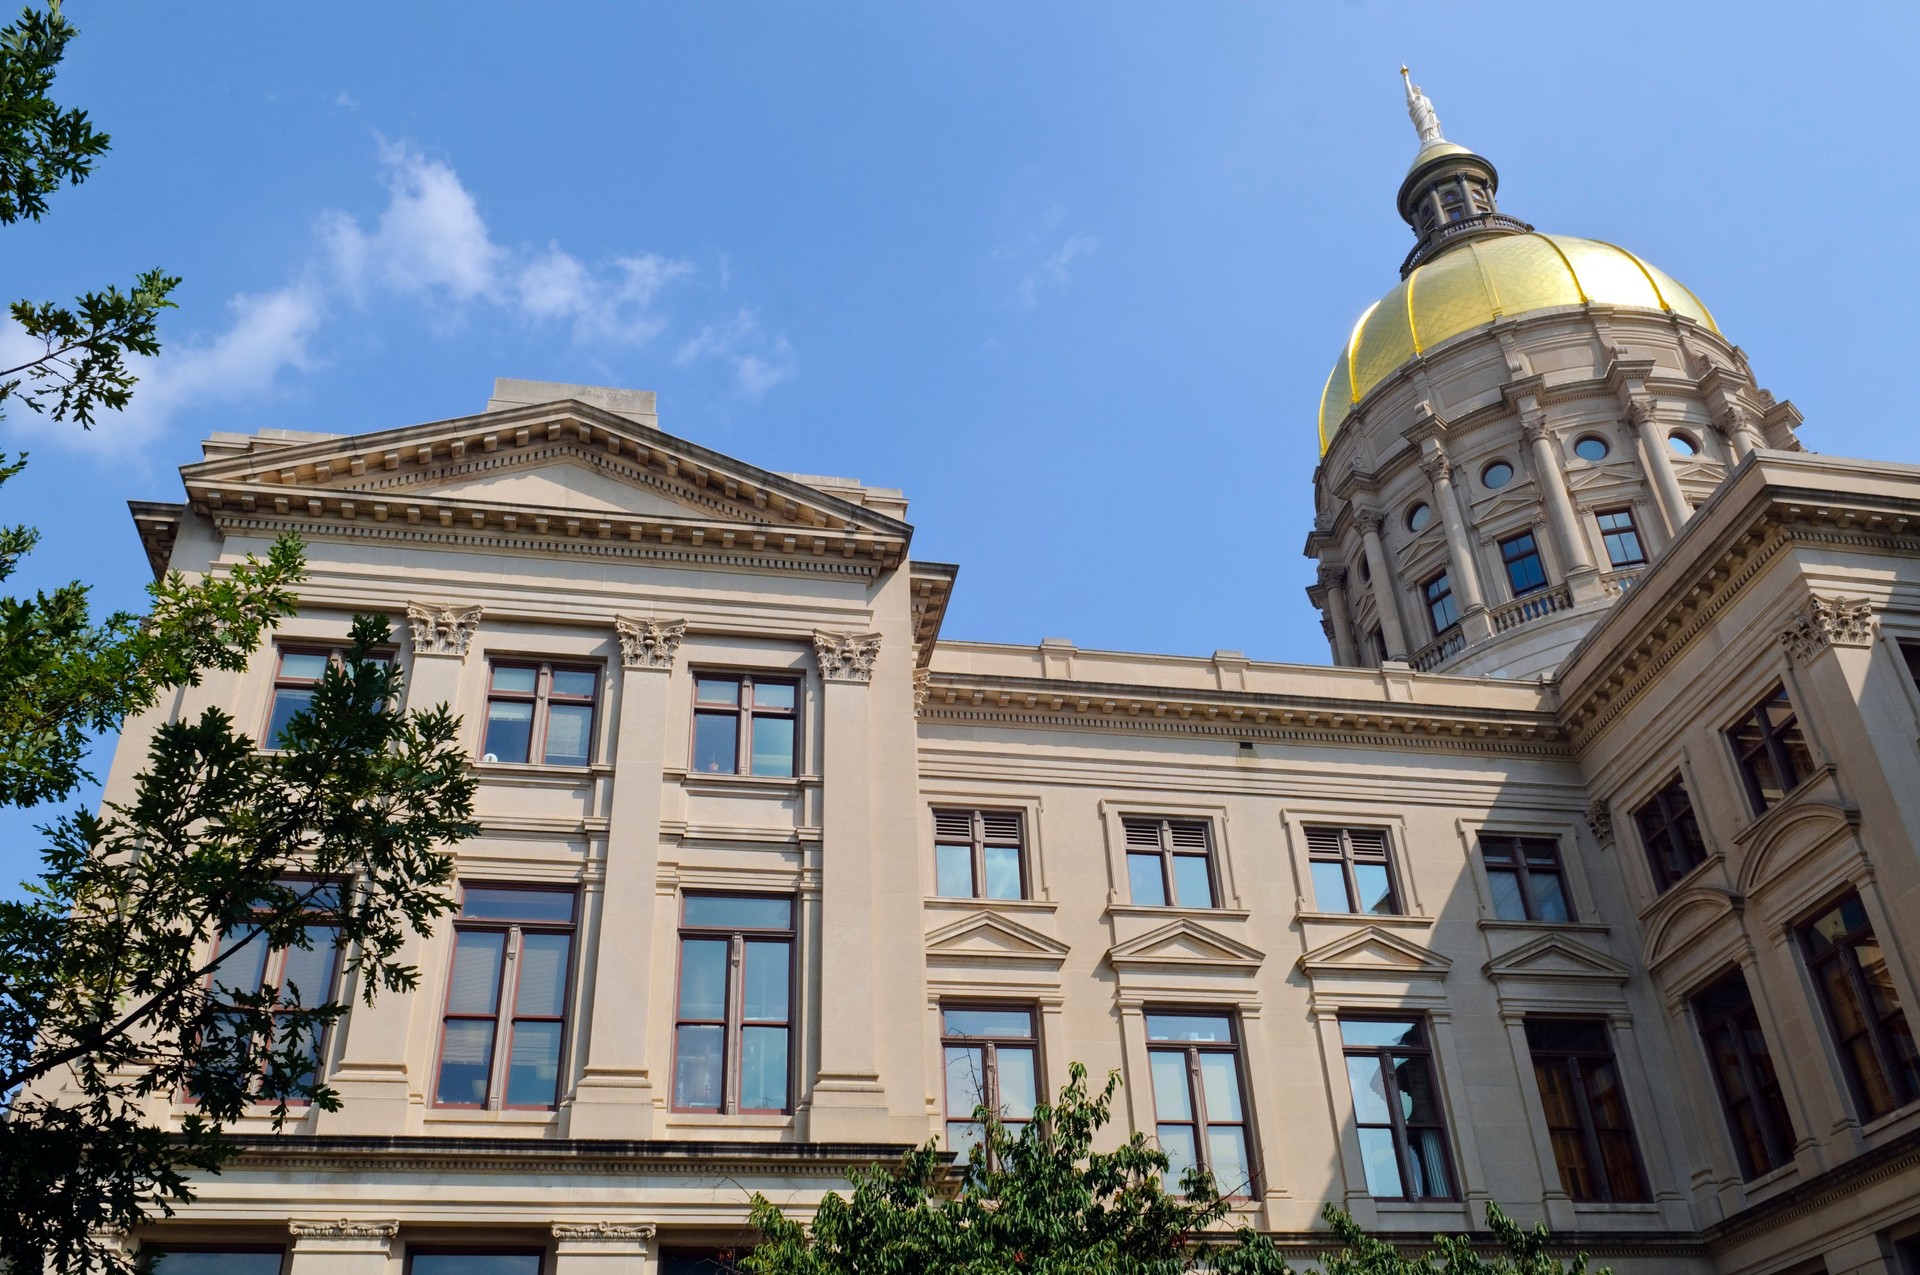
[1395,69,1533,277]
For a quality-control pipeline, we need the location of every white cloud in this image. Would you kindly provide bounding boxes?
[673,308,796,399]
[1015,232,1099,310]
[321,141,502,304]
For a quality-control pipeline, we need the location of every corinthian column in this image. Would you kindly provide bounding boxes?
[1520,412,1601,603]
[1354,509,1410,661]
[1419,446,1495,641]
[1631,399,1692,535]
[1319,567,1359,666]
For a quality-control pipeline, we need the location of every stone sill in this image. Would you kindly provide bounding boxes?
[668,768,819,797]
[922,895,1059,914]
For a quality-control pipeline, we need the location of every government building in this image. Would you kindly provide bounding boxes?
[83,78,1920,1273]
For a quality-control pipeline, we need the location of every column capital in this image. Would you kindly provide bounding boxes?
[406,602,482,658]
[1419,452,1453,485]
[1520,413,1550,445]
[813,630,882,683]
[614,616,686,671]
[1318,565,1349,591]
[1353,506,1386,536]
[552,1222,657,1242]
[1780,595,1875,663]
[289,1219,400,1240]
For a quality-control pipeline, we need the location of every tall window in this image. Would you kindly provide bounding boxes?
[1340,1018,1454,1200]
[1525,1018,1649,1202]
[1726,685,1815,812]
[1480,835,1572,922]
[674,894,794,1113]
[1500,531,1549,597]
[1305,826,1399,915]
[1423,571,1459,635]
[1801,893,1919,1120]
[1596,509,1646,567]
[934,809,1026,900]
[434,886,576,1110]
[1693,970,1796,1179]
[1146,1012,1254,1196]
[147,1252,287,1275]
[202,880,342,1098]
[1633,776,1708,892]
[692,673,798,776]
[941,1005,1040,1155]
[483,662,598,765]
[1123,817,1216,908]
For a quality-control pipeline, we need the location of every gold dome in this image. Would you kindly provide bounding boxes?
[1317,233,1717,451]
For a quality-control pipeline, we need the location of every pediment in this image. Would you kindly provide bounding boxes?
[1469,487,1543,526]
[1483,933,1630,984]
[1299,926,1451,981]
[414,456,713,517]
[1564,461,1641,492]
[925,911,1070,969]
[1108,919,1264,973]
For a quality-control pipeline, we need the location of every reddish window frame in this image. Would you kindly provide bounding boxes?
[1123,817,1217,909]
[689,671,801,776]
[1800,892,1920,1121]
[670,893,796,1115]
[1726,684,1815,813]
[1691,968,1797,1180]
[1304,825,1401,915]
[1633,775,1708,892]
[1338,1016,1458,1201]
[932,808,1028,900]
[430,883,578,1112]
[1525,1017,1650,1203]
[482,660,600,766]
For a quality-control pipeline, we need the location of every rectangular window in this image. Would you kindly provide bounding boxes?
[1900,640,1920,693]
[1305,826,1400,915]
[1526,1018,1649,1202]
[148,1252,288,1275]
[263,643,395,748]
[1423,571,1459,635]
[1123,817,1216,908]
[673,893,794,1113]
[692,673,799,776]
[1596,508,1646,568]
[1693,970,1796,1180]
[1801,893,1920,1120]
[201,880,343,1099]
[933,809,1027,900]
[1480,834,1572,922]
[1500,531,1549,597]
[1633,776,1708,892]
[1146,1012,1254,1196]
[1726,685,1816,813]
[483,662,599,766]
[433,885,577,1110]
[941,1005,1040,1155]
[1339,1018,1455,1200]
[408,1254,544,1275]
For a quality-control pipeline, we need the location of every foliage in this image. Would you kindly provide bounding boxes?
[742,1062,1606,1275]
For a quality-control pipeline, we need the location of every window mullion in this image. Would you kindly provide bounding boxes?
[726,934,744,1114]
[1382,1049,1415,1198]
[1844,947,1906,1101]
[1187,1047,1209,1173]
[489,924,522,1109]
[1734,1024,1783,1164]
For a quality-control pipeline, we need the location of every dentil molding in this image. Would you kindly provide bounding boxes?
[406,602,482,658]
[813,630,882,683]
[615,616,686,671]
[1779,595,1875,663]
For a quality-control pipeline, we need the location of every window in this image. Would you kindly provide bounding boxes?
[1801,893,1919,1120]
[1480,835,1571,922]
[1669,432,1700,456]
[264,643,393,748]
[1573,435,1610,462]
[200,880,343,1099]
[1481,461,1514,489]
[1146,1012,1254,1195]
[692,673,798,776]
[1900,640,1920,693]
[1596,508,1646,568]
[1633,776,1707,892]
[933,809,1026,900]
[147,1250,286,1274]
[1305,826,1399,915]
[673,894,794,1113]
[1423,571,1459,636]
[408,1254,544,1275]
[483,662,598,766]
[660,1251,749,1275]
[1500,531,1549,597]
[941,1005,1040,1155]
[433,886,576,1110]
[1340,1018,1455,1200]
[1693,970,1796,1179]
[1525,1018,1649,1202]
[1123,817,1216,908]
[1406,503,1432,533]
[1726,685,1816,812]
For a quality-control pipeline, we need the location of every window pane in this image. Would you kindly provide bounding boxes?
[213,927,273,997]
[692,712,739,774]
[1487,867,1527,920]
[514,932,571,1018]
[1525,1019,1609,1054]
[1171,854,1214,908]
[1407,1128,1453,1198]
[677,939,729,1020]
[997,1046,1039,1118]
[277,931,339,1005]
[265,688,314,747]
[949,1120,985,1157]
[1340,1019,1420,1050]
[550,669,596,698]
[1356,1126,1405,1197]
[411,1256,542,1275]
[482,700,534,763]
[696,677,740,704]
[1311,861,1352,912]
[674,1024,724,1109]
[752,681,796,710]
[742,940,790,1021]
[1146,1013,1234,1043]
[740,1025,789,1110]
[935,844,975,898]
[946,1045,986,1116]
[149,1255,287,1275]
[1149,1050,1193,1119]
[944,1008,1033,1038]
[1158,1124,1198,1190]
[542,702,593,765]
[982,845,1023,900]
[461,887,577,923]
[1208,1126,1252,1196]
[504,1019,562,1107]
[750,715,796,776]
[684,895,792,930]
[1394,1055,1444,1124]
[1354,863,1395,915]
[435,1019,496,1105]
[445,931,505,1014]
[279,651,331,680]
[1199,1052,1244,1121]
[1128,853,1168,906]
[491,665,538,694]
[1345,1056,1392,1124]
[1528,872,1571,922]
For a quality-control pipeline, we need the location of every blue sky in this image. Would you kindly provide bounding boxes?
[3,2,1918,883]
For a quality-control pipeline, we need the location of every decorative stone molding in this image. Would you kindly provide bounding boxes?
[406,602,482,658]
[912,667,932,710]
[1419,452,1453,485]
[615,616,686,671]
[813,630,882,683]
[1519,411,1550,445]
[1318,566,1349,591]
[1586,798,1614,846]
[1353,507,1385,536]
[552,1222,657,1242]
[288,1219,401,1240]
[1779,596,1875,663]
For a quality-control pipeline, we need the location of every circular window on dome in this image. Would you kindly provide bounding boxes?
[1669,432,1700,456]
[1573,435,1610,462]
[1481,461,1515,490]
[1407,503,1432,533]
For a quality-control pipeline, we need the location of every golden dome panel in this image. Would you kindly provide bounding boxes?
[1317,233,1718,451]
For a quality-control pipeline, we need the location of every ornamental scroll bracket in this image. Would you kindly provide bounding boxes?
[1779,596,1875,664]
[552,1222,658,1242]
[406,603,482,658]
[813,630,882,683]
[1586,798,1614,847]
[615,617,686,671]
[288,1219,401,1240]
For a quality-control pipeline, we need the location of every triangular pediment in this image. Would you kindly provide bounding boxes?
[1299,926,1451,980]
[1470,487,1543,525]
[413,455,711,517]
[1483,932,1630,984]
[1108,919,1264,973]
[925,911,1070,969]
[1564,461,1641,492]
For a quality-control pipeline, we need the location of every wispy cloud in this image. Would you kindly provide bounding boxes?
[674,307,797,400]
[1014,232,1099,310]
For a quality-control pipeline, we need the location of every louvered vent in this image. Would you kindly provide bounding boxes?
[1123,818,1162,848]
[981,811,1022,843]
[1348,828,1389,857]
[933,809,974,841]
[1167,821,1209,850]
[1304,826,1345,857]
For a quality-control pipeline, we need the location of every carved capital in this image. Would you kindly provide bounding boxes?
[1318,566,1349,592]
[289,1219,401,1240]
[912,667,932,710]
[1353,507,1386,536]
[552,1222,657,1242]
[1780,596,1875,663]
[1419,453,1453,486]
[1625,397,1656,430]
[813,630,882,683]
[1520,413,1550,445]
[615,617,686,671]
[406,602,482,658]
[1586,798,1614,846]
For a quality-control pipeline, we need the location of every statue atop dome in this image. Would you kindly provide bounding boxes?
[1401,66,1444,145]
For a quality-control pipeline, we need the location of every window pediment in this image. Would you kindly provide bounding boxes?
[1106,918,1264,974]
[1482,932,1630,984]
[1298,925,1451,981]
[924,911,1070,970]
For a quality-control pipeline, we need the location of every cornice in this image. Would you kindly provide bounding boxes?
[908,562,958,667]
[1702,1127,1920,1253]
[219,1134,925,1179]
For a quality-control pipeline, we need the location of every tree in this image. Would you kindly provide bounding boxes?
[742,1062,1607,1275]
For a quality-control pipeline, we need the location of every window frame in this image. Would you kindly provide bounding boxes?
[405,1250,547,1275]
[1304,825,1401,915]
[1594,507,1647,568]
[1524,1017,1651,1203]
[932,808,1028,901]
[1423,570,1460,637]
[671,892,796,1115]
[1725,685,1815,813]
[939,1002,1042,1153]
[1479,834,1574,922]
[1338,1015,1458,1201]
[1145,1010,1257,1198]
[690,670,802,777]
[1122,817,1218,909]
[145,1248,289,1275]
[1799,892,1919,1121]
[1632,775,1708,892]
[1572,434,1610,462]
[1691,969,1796,1180]
[263,642,395,749]
[482,659,601,767]
[1498,530,1550,598]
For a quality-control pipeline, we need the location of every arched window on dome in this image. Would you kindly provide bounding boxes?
[1668,432,1701,456]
